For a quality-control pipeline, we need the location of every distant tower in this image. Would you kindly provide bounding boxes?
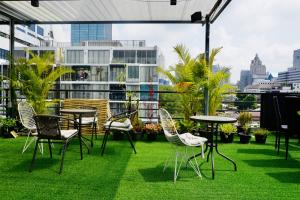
[250,54,266,76]
[293,49,300,69]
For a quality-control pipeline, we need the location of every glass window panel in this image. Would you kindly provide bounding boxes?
[140,66,158,82]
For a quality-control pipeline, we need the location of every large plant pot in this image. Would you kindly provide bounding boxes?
[220,132,234,143]
[255,135,267,144]
[238,133,252,144]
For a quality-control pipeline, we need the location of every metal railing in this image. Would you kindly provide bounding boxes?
[0,88,262,121]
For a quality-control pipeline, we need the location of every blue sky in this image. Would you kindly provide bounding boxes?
[52,0,300,83]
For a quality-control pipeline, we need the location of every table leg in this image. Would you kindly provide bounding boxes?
[78,114,90,154]
[215,145,237,171]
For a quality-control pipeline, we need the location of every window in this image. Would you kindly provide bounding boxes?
[110,64,126,82]
[66,50,84,64]
[37,26,44,36]
[112,50,125,63]
[109,84,126,100]
[91,66,108,81]
[146,50,157,64]
[127,66,139,82]
[140,85,158,101]
[124,50,136,63]
[88,50,110,64]
[137,50,146,64]
[140,66,158,82]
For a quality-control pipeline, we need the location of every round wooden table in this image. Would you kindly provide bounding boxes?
[190,115,237,179]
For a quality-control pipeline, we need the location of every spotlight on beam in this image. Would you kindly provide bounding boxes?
[191,11,202,23]
[31,0,39,7]
[170,0,177,6]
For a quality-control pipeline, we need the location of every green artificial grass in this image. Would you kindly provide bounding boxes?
[0,134,300,200]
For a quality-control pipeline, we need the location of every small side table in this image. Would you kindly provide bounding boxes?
[190,115,237,179]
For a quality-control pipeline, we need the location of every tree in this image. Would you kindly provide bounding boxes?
[12,51,73,114]
[234,94,257,110]
[158,45,234,119]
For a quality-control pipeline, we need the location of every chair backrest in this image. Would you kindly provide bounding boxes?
[18,102,36,130]
[285,96,300,132]
[159,108,184,145]
[34,115,61,139]
[273,96,284,130]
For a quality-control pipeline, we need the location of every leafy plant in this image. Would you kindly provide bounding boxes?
[252,128,270,136]
[10,51,73,114]
[237,112,252,127]
[234,94,257,110]
[158,45,234,124]
[144,123,162,135]
[0,117,17,131]
[219,124,237,136]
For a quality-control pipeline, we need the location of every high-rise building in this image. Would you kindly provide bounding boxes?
[250,54,267,84]
[238,70,252,91]
[71,24,112,45]
[278,49,300,84]
[15,40,160,122]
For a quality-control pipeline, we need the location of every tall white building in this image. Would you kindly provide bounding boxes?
[278,49,300,84]
[15,40,161,122]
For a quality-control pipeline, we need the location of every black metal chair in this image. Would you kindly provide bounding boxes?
[273,96,289,159]
[100,107,138,156]
[29,115,82,174]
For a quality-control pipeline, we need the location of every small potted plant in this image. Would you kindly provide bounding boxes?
[0,117,17,138]
[253,128,270,144]
[237,112,252,144]
[144,123,162,141]
[219,123,237,143]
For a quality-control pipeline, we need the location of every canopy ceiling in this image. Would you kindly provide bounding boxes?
[0,0,231,24]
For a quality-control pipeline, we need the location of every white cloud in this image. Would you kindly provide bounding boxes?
[51,0,300,83]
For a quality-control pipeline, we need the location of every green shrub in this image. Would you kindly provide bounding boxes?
[219,124,237,135]
[252,128,270,136]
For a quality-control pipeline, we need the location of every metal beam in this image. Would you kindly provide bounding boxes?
[204,16,210,115]
[211,0,232,23]
[8,18,15,118]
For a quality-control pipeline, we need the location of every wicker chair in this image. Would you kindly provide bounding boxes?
[18,102,43,154]
[29,115,82,174]
[159,108,207,182]
[100,102,137,156]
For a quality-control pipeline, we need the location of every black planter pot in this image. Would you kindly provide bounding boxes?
[238,133,252,144]
[255,135,267,144]
[220,132,234,143]
[1,127,15,138]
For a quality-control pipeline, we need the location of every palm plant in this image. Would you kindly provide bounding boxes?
[11,51,73,114]
[158,45,234,122]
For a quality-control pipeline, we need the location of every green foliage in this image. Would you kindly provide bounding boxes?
[219,124,237,135]
[158,45,234,131]
[159,85,181,117]
[237,112,252,127]
[11,51,73,114]
[0,117,17,129]
[252,128,270,136]
[234,94,257,110]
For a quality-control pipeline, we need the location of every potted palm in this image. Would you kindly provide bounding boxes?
[144,123,162,141]
[219,123,237,143]
[253,128,270,144]
[0,117,17,138]
[237,112,252,143]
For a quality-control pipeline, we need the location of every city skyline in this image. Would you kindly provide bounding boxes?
[39,0,300,83]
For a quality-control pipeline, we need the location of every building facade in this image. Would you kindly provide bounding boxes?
[71,24,112,45]
[277,49,300,85]
[15,40,160,122]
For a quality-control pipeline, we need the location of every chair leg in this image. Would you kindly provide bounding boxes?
[22,132,35,154]
[277,134,281,155]
[275,131,278,149]
[126,131,136,154]
[78,134,83,160]
[101,131,109,156]
[29,139,39,172]
[48,139,52,159]
[59,142,68,174]
[91,124,95,147]
[285,133,289,160]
